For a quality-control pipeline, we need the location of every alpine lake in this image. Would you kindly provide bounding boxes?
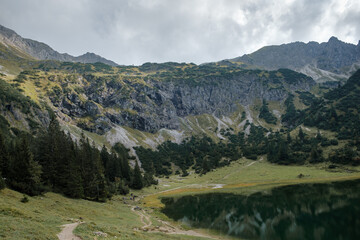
[161,179,360,240]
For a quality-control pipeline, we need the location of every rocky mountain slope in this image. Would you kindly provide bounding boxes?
[0,59,316,151]
[230,37,360,83]
[0,24,118,66]
[0,24,359,154]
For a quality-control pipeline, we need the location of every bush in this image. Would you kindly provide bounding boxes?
[118,181,129,195]
[20,195,29,203]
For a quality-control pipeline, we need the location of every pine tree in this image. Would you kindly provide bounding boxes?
[309,146,324,163]
[62,134,84,198]
[9,136,42,195]
[298,127,305,141]
[131,161,143,190]
[35,117,62,188]
[79,135,107,200]
[113,143,131,182]
[287,132,292,143]
[0,173,4,190]
[0,131,9,178]
[277,141,289,164]
[316,129,322,141]
[100,145,110,169]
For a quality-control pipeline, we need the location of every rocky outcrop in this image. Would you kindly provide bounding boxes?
[51,69,315,134]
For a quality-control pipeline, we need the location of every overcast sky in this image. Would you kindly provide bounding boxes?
[0,0,359,65]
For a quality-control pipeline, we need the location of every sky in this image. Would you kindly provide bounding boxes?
[0,0,360,65]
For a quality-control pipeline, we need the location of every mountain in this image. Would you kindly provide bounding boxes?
[0,25,359,164]
[230,37,360,83]
[0,24,118,66]
[1,23,360,210]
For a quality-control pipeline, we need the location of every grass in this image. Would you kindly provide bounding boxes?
[141,157,360,208]
[0,188,209,240]
[1,157,360,240]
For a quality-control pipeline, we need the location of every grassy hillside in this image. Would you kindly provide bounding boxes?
[141,157,360,208]
[1,157,360,240]
[0,188,212,240]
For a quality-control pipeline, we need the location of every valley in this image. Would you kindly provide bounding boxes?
[1,157,360,240]
[0,23,360,240]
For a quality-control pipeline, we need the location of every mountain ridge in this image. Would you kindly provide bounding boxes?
[0,24,118,66]
[229,37,360,83]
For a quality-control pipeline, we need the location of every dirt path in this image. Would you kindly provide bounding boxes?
[131,205,218,239]
[131,206,152,229]
[57,222,82,240]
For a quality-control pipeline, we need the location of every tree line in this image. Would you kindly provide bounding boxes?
[0,117,156,201]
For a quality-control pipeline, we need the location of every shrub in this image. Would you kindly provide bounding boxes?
[20,195,29,203]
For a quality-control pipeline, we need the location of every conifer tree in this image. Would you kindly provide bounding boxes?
[9,136,42,195]
[35,117,62,188]
[0,173,4,190]
[61,134,84,198]
[287,132,292,143]
[309,146,324,163]
[113,142,131,182]
[298,127,305,141]
[131,161,143,189]
[79,135,107,200]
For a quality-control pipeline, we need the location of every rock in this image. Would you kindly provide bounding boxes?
[93,231,108,237]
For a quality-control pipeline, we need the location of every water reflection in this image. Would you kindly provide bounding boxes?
[161,180,360,240]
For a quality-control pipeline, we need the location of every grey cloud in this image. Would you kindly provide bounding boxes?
[0,0,359,65]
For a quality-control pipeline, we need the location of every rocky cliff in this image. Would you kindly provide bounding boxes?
[43,66,315,135]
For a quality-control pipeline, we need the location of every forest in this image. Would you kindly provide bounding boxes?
[0,117,156,201]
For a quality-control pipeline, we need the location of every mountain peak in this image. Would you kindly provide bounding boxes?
[230,36,359,79]
[328,36,339,42]
[0,24,118,66]
[0,24,17,38]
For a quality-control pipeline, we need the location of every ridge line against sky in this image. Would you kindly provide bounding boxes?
[0,0,360,65]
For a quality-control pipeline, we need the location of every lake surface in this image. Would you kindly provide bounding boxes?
[161,180,360,240]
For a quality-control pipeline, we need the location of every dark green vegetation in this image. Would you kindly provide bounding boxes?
[259,99,277,124]
[162,179,360,240]
[136,123,357,176]
[0,116,156,201]
[302,70,360,139]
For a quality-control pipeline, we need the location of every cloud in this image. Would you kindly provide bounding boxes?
[0,0,359,65]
